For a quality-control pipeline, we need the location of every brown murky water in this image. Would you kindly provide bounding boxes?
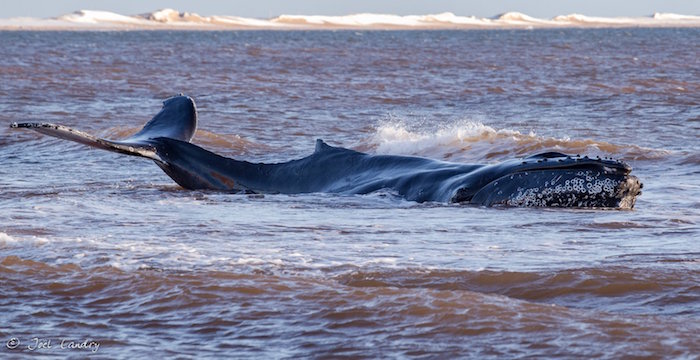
[0,29,698,358]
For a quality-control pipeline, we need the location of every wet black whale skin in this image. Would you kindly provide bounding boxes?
[11,95,642,208]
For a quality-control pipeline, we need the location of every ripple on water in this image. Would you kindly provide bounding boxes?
[0,256,698,358]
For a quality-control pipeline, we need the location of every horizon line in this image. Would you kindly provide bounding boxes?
[2,8,699,30]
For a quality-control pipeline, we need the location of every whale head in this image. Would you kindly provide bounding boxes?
[452,152,642,209]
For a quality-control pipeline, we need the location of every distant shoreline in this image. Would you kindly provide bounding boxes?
[1,9,699,31]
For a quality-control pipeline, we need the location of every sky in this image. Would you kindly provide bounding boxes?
[2,0,699,19]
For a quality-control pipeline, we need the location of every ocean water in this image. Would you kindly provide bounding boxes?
[0,29,698,358]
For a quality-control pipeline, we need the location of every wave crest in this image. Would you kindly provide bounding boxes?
[363,121,668,162]
[335,266,700,314]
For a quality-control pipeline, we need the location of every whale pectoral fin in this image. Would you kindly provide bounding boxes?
[12,122,104,149]
[10,95,198,161]
[10,122,160,160]
[10,95,265,193]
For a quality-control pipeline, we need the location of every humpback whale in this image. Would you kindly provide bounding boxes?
[11,95,642,208]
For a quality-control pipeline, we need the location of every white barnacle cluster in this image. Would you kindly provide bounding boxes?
[507,186,551,207]
[588,176,618,195]
[507,171,621,207]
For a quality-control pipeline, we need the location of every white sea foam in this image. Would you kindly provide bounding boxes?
[0,232,17,246]
[370,120,526,161]
[365,120,665,162]
[233,257,284,266]
[1,9,699,30]
[0,232,51,247]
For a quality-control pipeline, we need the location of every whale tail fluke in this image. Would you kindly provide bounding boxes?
[10,95,198,160]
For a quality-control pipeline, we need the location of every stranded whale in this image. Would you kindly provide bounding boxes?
[11,95,642,208]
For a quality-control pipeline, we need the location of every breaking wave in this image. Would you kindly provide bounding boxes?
[361,121,670,162]
[96,121,673,163]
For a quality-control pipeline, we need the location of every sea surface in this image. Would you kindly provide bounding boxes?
[0,29,698,358]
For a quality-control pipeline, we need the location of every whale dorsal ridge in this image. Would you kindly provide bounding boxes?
[314,139,333,153]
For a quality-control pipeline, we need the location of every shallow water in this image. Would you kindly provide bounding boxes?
[0,29,698,358]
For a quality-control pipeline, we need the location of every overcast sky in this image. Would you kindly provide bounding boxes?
[3,0,699,19]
